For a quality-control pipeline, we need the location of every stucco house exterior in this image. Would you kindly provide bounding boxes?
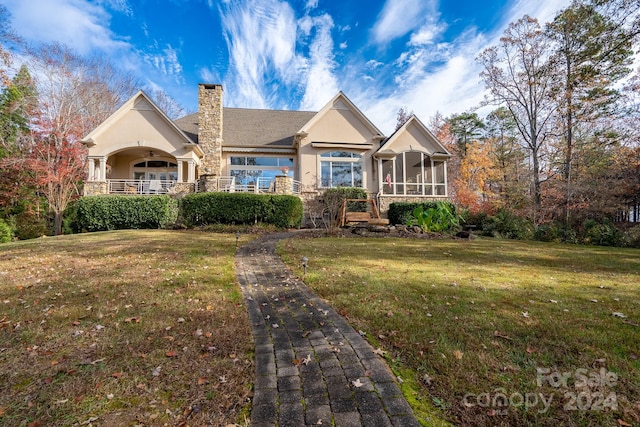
[81,84,450,214]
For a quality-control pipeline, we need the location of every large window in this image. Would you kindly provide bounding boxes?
[320,151,363,188]
[381,152,446,196]
[132,160,178,181]
[229,156,294,186]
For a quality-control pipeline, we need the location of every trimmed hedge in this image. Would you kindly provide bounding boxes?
[76,195,179,232]
[181,192,303,228]
[388,201,457,226]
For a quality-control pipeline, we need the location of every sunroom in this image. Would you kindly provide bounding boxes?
[374,116,451,211]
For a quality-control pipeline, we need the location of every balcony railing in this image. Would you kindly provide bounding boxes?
[105,177,302,195]
[216,176,302,195]
[108,179,176,195]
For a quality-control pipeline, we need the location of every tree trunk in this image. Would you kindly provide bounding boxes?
[54,211,62,235]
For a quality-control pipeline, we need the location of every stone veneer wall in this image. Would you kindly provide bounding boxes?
[198,84,223,176]
[83,181,108,196]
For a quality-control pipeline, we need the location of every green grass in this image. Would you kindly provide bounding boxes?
[0,230,253,426]
[278,236,640,426]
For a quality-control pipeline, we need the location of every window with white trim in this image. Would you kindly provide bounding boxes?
[320,151,363,188]
[381,152,446,196]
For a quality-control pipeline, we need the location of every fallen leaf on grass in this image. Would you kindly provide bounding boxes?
[165,351,178,357]
[612,312,627,318]
[152,366,161,377]
[124,317,140,323]
[521,312,530,318]
[111,372,123,378]
[526,346,536,354]
[617,420,632,426]
[197,377,208,385]
[453,350,464,360]
[373,347,385,356]
[0,406,6,416]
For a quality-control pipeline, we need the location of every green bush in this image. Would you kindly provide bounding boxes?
[622,225,640,248]
[62,201,79,235]
[76,195,179,232]
[180,193,302,228]
[534,221,578,244]
[388,201,457,226]
[0,218,12,243]
[408,202,462,233]
[13,212,48,240]
[480,209,533,240]
[582,219,622,247]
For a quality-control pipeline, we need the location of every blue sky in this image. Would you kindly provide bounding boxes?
[3,0,570,134]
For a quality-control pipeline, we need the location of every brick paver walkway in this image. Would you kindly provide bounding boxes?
[235,232,421,427]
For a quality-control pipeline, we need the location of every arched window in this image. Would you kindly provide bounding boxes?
[320,151,363,188]
[381,152,446,196]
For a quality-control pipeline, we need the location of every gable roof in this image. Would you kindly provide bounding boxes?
[297,91,385,140]
[376,115,450,158]
[174,108,316,147]
[81,90,200,154]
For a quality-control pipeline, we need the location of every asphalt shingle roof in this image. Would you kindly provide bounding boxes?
[174,108,317,147]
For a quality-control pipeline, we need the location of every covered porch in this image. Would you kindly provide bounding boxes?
[84,146,200,196]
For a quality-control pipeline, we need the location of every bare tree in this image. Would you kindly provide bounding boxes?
[149,88,191,119]
[477,16,557,220]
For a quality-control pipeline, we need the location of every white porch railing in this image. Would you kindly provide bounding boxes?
[108,179,176,195]
[215,176,302,195]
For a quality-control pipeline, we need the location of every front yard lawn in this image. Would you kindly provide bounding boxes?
[279,236,640,426]
[0,230,253,426]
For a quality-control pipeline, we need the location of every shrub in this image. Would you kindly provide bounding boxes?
[388,201,457,226]
[180,193,302,228]
[480,209,533,240]
[76,195,179,232]
[582,219,622,247]
[0,218,12,243]
[62,201,79,235]
[622,225,640,248]
[13,212,48,240]
[534,221,578,244]
[408,202,462,233]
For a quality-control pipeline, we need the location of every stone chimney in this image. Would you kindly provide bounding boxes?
[198,84,223,176]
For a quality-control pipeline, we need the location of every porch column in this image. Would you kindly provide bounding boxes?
[98,157,107,182]
[187,160,196,183]
[177,161,184,183]
[88,158,96,181]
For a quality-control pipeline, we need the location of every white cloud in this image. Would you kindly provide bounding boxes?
[372,0,435,45]
[409,19,446,46]
[339,42,348,49]
[300,13,339,110]
[2,0,130,54]
[143,44,184,84]
[348,0,573,134]
[217,0,338,110]
[219,0,304,108]
[305,0,318,10]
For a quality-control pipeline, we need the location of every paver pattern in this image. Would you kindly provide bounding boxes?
[235,232,421,427]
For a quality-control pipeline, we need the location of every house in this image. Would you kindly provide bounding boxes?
[81,84,450,214]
